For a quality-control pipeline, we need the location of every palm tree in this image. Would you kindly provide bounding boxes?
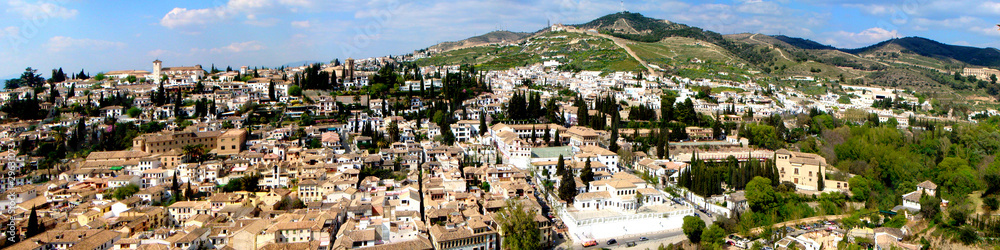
[49,126,66,146]
[182,144,207,163]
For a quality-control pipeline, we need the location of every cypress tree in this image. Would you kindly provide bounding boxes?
[26,206,39,238]
[581,158,594,188]
[559,169,577,203]
[556,155,566,176]
[817,172,825,191]
[553,130,561,146]
[543,126,551,145]
[609,110,620,152]
[479,113,488,135]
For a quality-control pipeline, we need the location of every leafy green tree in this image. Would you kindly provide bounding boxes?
[496,199,541,250]
[702,224,726,245]
[849,176,870,202]
[683,215,706,243]
[948,208,968,227]
[112,184,141,200]
[919,191,941,220]
[288,85,302,96]
[957,225,979,245]
[746,176,779,212]
[127,107,142,118]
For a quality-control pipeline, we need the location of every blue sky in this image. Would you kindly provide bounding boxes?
[2,0,1000,79]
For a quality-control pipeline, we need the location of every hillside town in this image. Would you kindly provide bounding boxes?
[0,49,981,250]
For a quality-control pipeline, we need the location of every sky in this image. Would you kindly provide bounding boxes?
[2,0,1000,79]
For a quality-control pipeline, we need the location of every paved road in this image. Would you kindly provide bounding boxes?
[561,229,685,250]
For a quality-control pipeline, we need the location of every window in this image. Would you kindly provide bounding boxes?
[794,168,799,174]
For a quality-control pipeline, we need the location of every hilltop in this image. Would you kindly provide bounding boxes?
[416,30,644,73]
[425,30,535,52]
[843,37,1000,68]
[414,12,1000,106]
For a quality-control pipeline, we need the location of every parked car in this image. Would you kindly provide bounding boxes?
[639,237,649,241]
[582,240,598,247]
[607,239,618,245]
[726,234,748,249]
[627,242,637,247]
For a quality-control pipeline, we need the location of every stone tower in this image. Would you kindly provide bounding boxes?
[153,59,163,83]
[346,58,355,81]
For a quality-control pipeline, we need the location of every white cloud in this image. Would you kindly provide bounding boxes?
[291,20,310,28]
[736,1,786,15]
[6,0,78,19]
[160,7,229,29]
[160,0,332,29]
[969,26,1000,37]
[244,17,280,27]
[913,16,979,29]
[147,49,173,58]
[45,36,125,52]
[210,41,266,53]
[824,27,899,48]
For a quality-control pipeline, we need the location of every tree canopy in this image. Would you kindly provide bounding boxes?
[496,199,541,250]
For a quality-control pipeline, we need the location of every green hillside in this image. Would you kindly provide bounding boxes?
[415,31,643,73]
[412,11,1000,107]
